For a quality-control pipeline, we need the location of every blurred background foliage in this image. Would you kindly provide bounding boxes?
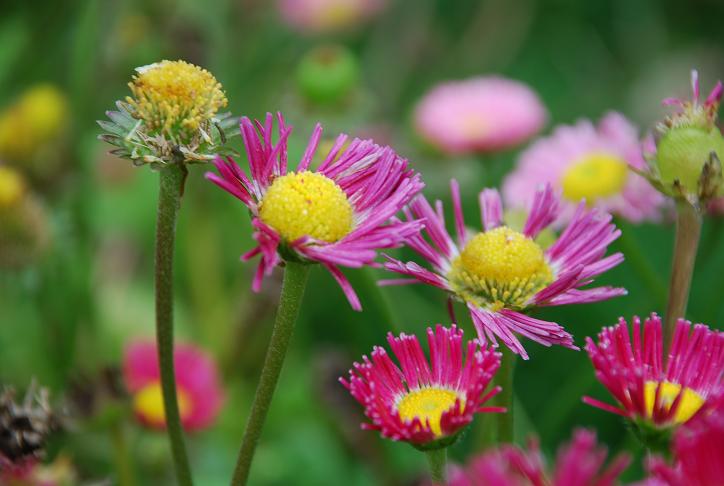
[1,0,724,484]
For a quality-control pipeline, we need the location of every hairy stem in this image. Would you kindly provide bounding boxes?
[230,261,310,485]
[425,448,448,486]
[155,163,193,486]
[664,203,702,350]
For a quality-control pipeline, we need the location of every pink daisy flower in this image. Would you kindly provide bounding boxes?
[278,0,387,34]
[122,340,224,432]
[413,77,547,155]
[584,314,723,429]
[503,112,666,225]
[340,324,504,448]
[645,391,724,486]
[383,180,626,359]
[206,113,424,310]
[448,429,630,486]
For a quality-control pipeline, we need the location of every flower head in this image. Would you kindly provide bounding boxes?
[639,70,724,206]
[450,429,630,486]
[340,325,503,449]
[296,45,359,105]
[0,385,59,472]
[278,0,387,34]
[645,391,724,486]
[0,166,26,208]
[99,60,236,167]
[503,112,666,224]
[584,314,723,434]
[122,340,224,431]
[0,84,68,163]
[413,77,547,155]
[0,166,49,269]
[205,113,424,310]
[383,181,625,359]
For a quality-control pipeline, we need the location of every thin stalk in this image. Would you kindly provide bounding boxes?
[424,448,448,486]
[110,423,136,486]
[496,347,515,443]
[155,163,193,486]
[664,203,702,349]
[230,261,311,485]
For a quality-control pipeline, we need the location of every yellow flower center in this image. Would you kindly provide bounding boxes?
[561,153,629,203]
[126,60,227,139]
[0,166,26,208]
[18,84,68,141]
[644,381,705,424]
[458,113,488,140]
[133,382,192,427]
[397,388,462,437]
[259,171,354,243]
[0,84,67,161]
[448,226,553,311]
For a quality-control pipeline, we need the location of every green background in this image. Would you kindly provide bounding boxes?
[1,0,723,484]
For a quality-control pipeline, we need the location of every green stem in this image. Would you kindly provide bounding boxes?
[424,448,448,486]
[230,261,311,485]
[664,203,702,349]
[155,163,193,486]
[496,347,515,443]
[110,423,136,486]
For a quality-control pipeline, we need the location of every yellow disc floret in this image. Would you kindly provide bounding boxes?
[0,84,67,161]
[397,388,462,437]
[0,166,26,208]
[18,84,68,142]
[448,226,553,310]
[133,382,192,427]
[259,171,354,243]
[126,60,227,139]
[561,152,629,203]
[644,381,705,424]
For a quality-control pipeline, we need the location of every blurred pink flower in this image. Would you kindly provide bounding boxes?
[413,77,547,155]
[707,196,724,215]
[584,314,723,428]
[449,429,629,486]
[503,112,666,225]
[278,0,386,34]
[206,113,423,310]
[123,340,224,432]
[383,181,625,359]
[340,325,503,447]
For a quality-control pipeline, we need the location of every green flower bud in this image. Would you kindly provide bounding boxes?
[296,45,359,105]
[656,126,724,196]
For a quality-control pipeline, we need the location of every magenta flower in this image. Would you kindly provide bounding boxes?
[413,76,547,155]
[645,391,724,486]
[503,112,666,225]
[383,181,625,359]
[340,325,503,448]
[277,0,387,34]
[206,113,423,310]
[449,429,630,486]
[123,340,224,431]
[584,314,723,428]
